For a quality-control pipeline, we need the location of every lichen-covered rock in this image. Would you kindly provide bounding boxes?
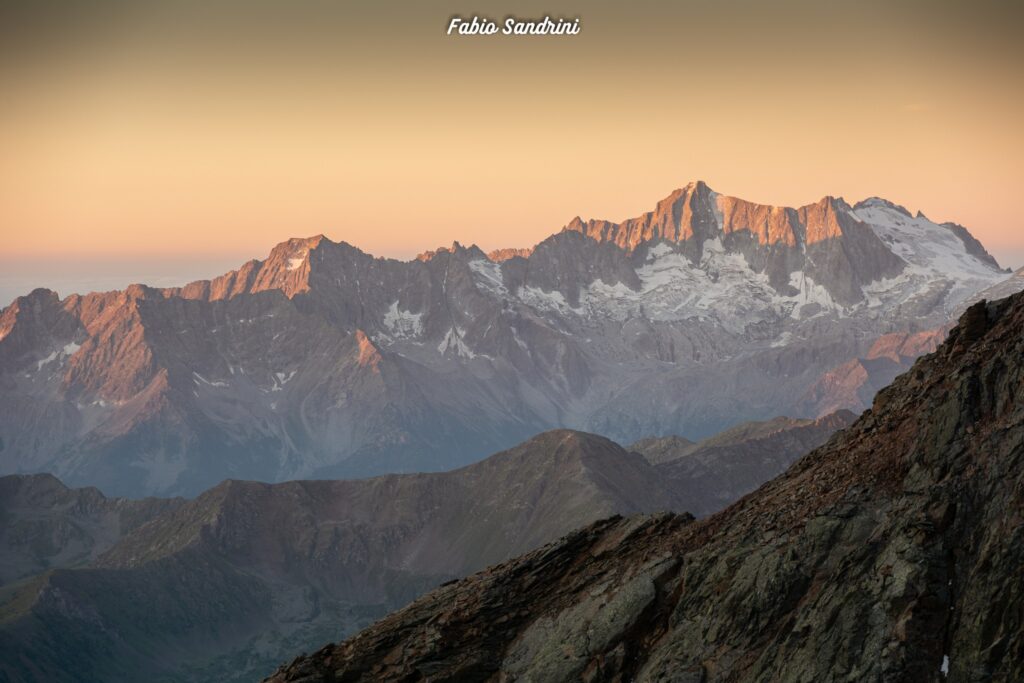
[503,556,676,682]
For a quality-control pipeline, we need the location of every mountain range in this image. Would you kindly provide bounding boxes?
[0,181,1017,497]
[0,414,846,682]
[267,291,1024,683]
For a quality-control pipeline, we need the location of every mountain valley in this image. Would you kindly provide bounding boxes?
[0,415,845,682]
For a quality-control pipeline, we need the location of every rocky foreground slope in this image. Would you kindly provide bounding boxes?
[267,293,1024,682]
[0,183,1015,497]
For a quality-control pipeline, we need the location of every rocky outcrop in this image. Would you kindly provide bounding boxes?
[267,292,1024,682]
[0,289,83,370]
[486,247,534,262]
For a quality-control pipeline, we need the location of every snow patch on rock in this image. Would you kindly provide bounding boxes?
[193,372,229,388]
[517,286,582,316]
[270,370,296,391]
[645,242,674,260]
[287,249,308,271]
[576,245,800,334]
[383,301,424,339]
[853,202,1004,311]
[786,272,839,316]
[438,327,476,359]
[469,259,508,295]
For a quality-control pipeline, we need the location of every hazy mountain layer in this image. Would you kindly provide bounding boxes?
[0,416,848,683]
[266,292,1024,683]
[635,410,857,516]
[0,431,679,682]
[0,474,182,585]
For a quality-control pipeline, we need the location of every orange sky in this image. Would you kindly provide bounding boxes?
[1,0,1023,301]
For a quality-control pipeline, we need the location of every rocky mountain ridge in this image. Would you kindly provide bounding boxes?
[0,474,183,585]
[0,182,1016,496]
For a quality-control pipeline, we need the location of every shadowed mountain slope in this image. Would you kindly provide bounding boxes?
[0,473,183,585]
[632,410,857,516]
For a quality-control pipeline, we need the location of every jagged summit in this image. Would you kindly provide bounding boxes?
[562,183,867,248]
[854,196,914,217]
[91,183,1005,311]
[267,290,1024,682]
[486,246,534,262]
[416,241,488,262]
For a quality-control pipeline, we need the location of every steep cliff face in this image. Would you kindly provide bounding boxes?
[562,182,907,305]
[802,329,950,417]
[267,292,1024,683]
[0,183,1014,497]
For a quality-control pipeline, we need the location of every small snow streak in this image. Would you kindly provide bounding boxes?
[438,327,475,359]
[36,351,58,370]
[383,301,424,339]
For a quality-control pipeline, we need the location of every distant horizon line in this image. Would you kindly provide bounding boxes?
[2,181,1023,306]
